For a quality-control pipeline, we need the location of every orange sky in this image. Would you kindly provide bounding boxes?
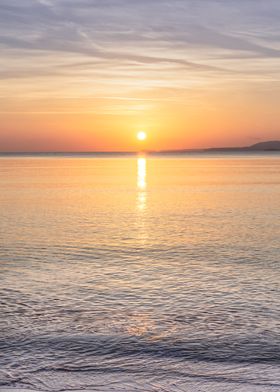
[0,0,279,152]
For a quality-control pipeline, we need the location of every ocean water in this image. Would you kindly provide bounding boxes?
[0,153,279,392]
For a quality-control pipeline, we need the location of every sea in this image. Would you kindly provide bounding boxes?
[0,153,279,392]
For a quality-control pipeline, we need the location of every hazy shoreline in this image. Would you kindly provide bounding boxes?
[0,140,279,156]
[0,150,280,158]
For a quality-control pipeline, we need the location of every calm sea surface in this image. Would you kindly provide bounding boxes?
[0,154,279,392]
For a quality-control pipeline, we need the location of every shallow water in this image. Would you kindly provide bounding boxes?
[0,154,280,391]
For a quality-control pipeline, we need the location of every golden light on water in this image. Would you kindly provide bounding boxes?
[137,157,146,191]
[137,157,147,212]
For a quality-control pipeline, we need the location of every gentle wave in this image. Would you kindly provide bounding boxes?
[1,156,280,391]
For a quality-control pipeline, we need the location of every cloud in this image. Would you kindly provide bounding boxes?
[0,0,279,97]
[1,0,279,58]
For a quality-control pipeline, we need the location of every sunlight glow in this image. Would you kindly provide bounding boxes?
[137,131,147,141]
[137,157,146,191]
[137,157,147,212]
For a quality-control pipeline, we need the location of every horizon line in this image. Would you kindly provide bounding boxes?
[0,140,279,155]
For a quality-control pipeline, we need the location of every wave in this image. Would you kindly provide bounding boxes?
[1,331,280,365]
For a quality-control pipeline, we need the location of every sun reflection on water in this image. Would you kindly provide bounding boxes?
[137,156,147,211]
[137,157,146,190]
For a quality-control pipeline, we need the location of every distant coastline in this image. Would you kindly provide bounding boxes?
[205,140,280,152]
[0,140,279,156]
[157,140,280,154]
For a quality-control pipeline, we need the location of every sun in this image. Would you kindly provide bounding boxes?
[137,131,147,141]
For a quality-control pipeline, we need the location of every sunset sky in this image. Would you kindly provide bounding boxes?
[0,0,279,152]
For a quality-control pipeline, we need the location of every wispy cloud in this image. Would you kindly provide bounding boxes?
[0,0,279,114]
